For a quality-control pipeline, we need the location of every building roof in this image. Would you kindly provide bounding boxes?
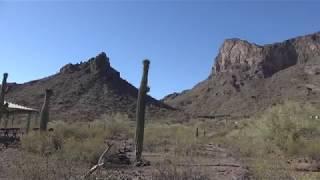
[4,101,38,113]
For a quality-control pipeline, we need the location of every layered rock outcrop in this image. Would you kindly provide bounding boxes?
[89,52,110,74]
[213,32,320,79]
[164,32,320,117]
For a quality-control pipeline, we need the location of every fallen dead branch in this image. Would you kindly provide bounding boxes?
[83,143,113,179]
[175,163,242,168]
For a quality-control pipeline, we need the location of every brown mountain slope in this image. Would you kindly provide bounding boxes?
[5,52,173,121]
[163,32,320,117]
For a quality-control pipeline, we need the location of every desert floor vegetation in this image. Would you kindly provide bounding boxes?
[3,113,216,179]
[212,101,320,179]
[2,102,320,179]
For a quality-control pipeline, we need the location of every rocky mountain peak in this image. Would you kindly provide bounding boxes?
[59,52,120,79]
[7,52,174,121]
[59,52,110,74]
[89,52,110,74]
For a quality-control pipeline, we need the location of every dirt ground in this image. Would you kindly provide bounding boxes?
[0,143,249,180]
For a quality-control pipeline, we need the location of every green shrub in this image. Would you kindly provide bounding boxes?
[225,102,320,158]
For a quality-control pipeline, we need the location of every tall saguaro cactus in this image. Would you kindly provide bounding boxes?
[0,103,8,128]
[26,113,32,134]
[40,89,53,132]
[135,59,150,163]
[0,73,8,121]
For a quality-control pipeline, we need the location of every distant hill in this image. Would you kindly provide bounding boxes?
[5,52,174,121]
[163,32,320,117]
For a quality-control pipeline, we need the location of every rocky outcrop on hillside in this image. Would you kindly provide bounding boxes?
[164,32,320,117]
[6,52,174,121]
[213,32,320,78]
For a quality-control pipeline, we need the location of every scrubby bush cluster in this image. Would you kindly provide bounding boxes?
[225,102,320,158]
[16,113,212,179]
[21,113,133,164]
[14,101,320,179]
[216,102,320,179]
[144,123,207,155]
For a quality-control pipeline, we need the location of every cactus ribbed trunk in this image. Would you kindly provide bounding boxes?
[4,115,9,128]
[0,73,8,120]
[135,60,150,162]
[34,113,39,128]
[11,113,14,128]
[26,113,32,134]
[40,89,53,132]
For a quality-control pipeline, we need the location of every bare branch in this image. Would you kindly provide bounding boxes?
[83,143,113,179]
[175,163,242,168]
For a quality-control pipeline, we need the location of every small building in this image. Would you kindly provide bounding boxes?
[4,101,38,114]
[1,101,38,131]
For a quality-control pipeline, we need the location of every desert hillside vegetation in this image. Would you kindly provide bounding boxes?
[1,102,319,179]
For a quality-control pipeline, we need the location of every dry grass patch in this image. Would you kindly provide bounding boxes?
[214,102,320,179]
[21,113,133,164]
[144,123,208,155]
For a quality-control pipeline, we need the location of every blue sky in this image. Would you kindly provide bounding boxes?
[0,1,319,99]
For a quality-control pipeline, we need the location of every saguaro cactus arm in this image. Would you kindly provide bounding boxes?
[0,73,8,102]
[0,73,8,120]
[135,59,150,163]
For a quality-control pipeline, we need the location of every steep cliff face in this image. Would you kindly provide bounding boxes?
[213,32,320,79]
[164,32,320,117]
[213,39,265,76]
[6,52,173,121]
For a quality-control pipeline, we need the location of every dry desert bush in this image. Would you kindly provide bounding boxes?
[214,101,320,179]
[16,113,210,179]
